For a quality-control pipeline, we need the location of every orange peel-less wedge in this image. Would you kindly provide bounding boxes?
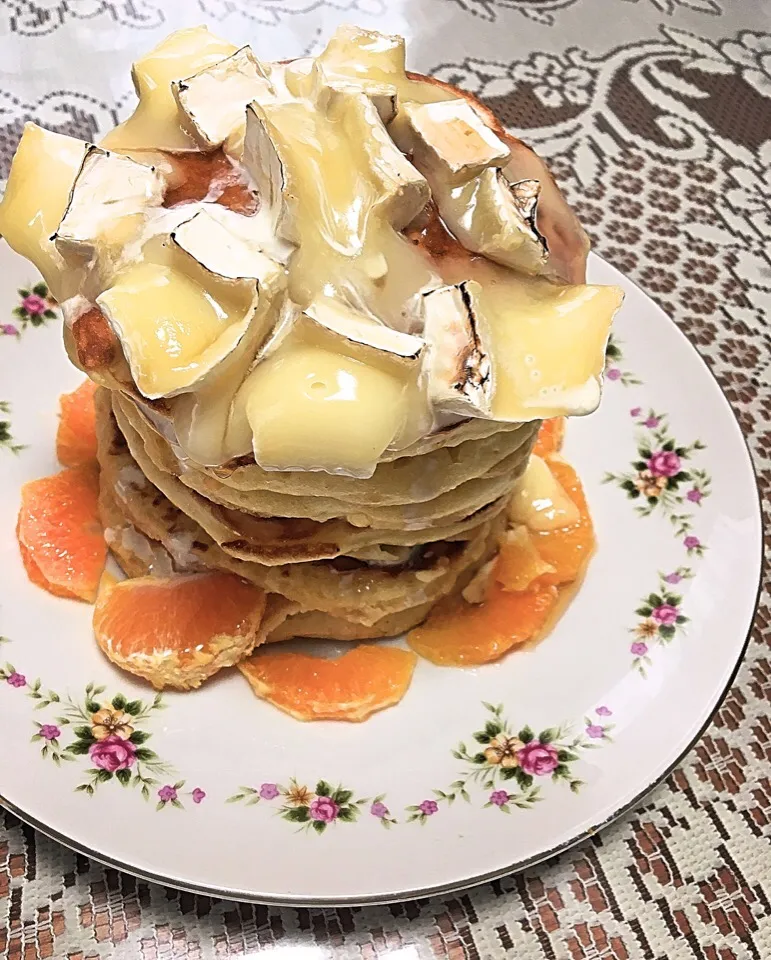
[239,645,417,722]
[93,572,268,690]
[533,418,566,458]
[57,379,98,467]
[407,582,559,666]
[494,526,556,593]
[17,466,106,602]
[531,458,594,586]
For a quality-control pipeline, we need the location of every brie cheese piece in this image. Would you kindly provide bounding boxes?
[174,46,274,156]
[171,206,284,293]
[242,86,431,322]
[421,281,492,418]
[53,147,165,283]
[434,169,548,276]
[336,90,429,231]
[398,99,510,184]
[315,25,460,117]
[316,24,407,88]
[101,27,237,153]
[96,220,284,400]
[301,297,425,369]
[482,273,623,420]
[240,336,412,478]
[0,124,88,301]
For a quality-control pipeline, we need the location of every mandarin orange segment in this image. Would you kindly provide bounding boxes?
[17,466,106,602]
[93,572,268,690]
[407,582,559,666]
[57,379,98,467]
[494,526,556,592]
[531,458,594,586]
[239,645,416,722]
[533,418,566,458]
[17,533,79,599]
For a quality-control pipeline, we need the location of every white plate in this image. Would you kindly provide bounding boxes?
[0,248,761,905]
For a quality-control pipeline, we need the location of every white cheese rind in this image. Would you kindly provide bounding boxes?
[54,147,165,268]
[398,99,510,184]
[301,298,425,369]
[421,281,493,419]
[174,46,274,154]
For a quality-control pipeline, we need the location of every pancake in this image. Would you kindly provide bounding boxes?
[112,392,520,565]
[96,389,506,627]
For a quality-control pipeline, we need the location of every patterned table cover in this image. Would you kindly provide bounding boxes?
[0,0,769,957]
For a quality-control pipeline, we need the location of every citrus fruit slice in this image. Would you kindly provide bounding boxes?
[17,466,106,602]
[533,417,566,458]
[407,582,558,666]
[57,379,98,467]
[239,645,417,722]
[494,525,556,593]
[93,572,268,690]
[531,458,594,586]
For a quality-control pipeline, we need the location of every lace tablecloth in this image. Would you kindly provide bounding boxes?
[1,1,769,957]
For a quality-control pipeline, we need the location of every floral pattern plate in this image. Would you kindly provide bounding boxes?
[0,246,761,905]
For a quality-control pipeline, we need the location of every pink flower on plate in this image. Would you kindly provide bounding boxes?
[517,741,559,777]
[21,294,47,315]
[7,672,26,688]
[158,785,177,803]
[687,488,704,504]
[1,324,19,337]
[418,799,439,816]
[652,604,679,626]
[586,724,604,739]
[648,450,681,478]
[89,735,136,772]
[630,407,642,417]
[489,790,509,807]
[644,415,661,428]
[192,788,206,804]
[664,572,682,585]
[370,801,389,819]
[631,641,649,657]
[606,367,621,381]
[596,706,612,717]
[309,796,339,823]
[39,724,61,741]
[259,782,279,800]
[684,535,701,550]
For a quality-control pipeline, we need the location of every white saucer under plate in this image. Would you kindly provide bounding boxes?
[0,247,761,905]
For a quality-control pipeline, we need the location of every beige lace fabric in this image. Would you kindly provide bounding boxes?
[1,1,770,957]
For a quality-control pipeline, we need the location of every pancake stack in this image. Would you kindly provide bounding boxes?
[0,24,621,650]
[95,385,538,640]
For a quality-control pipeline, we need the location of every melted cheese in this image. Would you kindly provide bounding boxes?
[316,25,453,110]
[439,257,622,420]
[509,455,580,531]
[239,334,410,477]
[0,124,86,301]
[174,46,273,156]
[96,260,250,398]
[245,90,437,330]
[101,27,237,153]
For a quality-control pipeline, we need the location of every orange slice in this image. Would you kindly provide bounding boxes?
[93,572,268,690]
[407,582,558,666]
[494,526,556,592]
[532,458,594,586]
[17,466,105,602]
[239,645,416,721]
[57,379,98,467]
[533,418,566,458]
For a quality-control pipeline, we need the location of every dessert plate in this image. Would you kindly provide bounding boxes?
[0,246,761,905]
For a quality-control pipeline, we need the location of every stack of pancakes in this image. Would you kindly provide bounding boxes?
[95,386,539,641]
